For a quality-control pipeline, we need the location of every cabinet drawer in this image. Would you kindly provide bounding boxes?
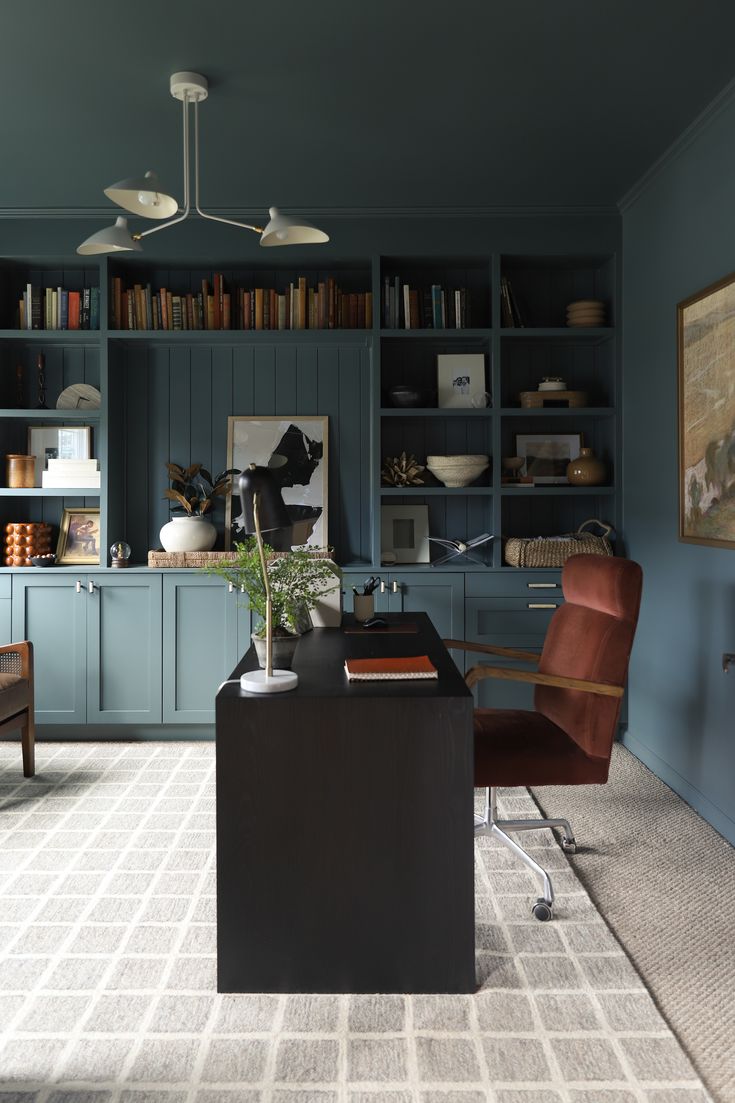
[465,571,562,598]
[466,597,559,640]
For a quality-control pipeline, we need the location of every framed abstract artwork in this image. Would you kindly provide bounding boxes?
[678,273,735,548]
[225,416,328,551]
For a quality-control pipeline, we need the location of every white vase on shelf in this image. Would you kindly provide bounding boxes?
[159,515,217,553]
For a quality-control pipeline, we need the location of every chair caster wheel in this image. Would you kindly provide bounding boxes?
[561,835,577,854]
[532,898,553,922]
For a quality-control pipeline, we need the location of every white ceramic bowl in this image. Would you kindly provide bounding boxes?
[426,454,489,488]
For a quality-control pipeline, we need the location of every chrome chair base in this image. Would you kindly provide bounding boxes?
[474,787,576,921]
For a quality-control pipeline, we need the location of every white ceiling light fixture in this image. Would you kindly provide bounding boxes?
[77,72,329,255]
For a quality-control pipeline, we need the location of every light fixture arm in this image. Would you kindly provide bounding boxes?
[192,101,263,235]
[135,94,192,241]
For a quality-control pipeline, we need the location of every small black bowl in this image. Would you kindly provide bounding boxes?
[30,555,57,568]
[388,384,425,408]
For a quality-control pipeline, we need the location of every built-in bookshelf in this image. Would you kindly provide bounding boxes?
[0,251,619,570]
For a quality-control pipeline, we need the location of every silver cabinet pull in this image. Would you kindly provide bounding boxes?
[380,580,386,593]
[527,582,559,589]
[88,581,96,594]
[228,582,234,593]
[527,602,557,609]
[240,584,245,593]
[75,580,82,594]
[392,580,400,593]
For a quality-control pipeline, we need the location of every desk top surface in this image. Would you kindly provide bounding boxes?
[218,612,471,701]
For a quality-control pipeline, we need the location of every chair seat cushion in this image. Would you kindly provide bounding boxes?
[0,673,30,721]
[474,708,609,787]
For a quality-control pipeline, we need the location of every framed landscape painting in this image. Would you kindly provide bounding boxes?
[225,416,328,551]
[678,273,735,548]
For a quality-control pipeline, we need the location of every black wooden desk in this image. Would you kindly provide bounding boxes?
[215,612,475,993]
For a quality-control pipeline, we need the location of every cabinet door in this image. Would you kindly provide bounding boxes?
[11,574,87,724]
[464,597,545,710]
[163,575,239,723]
[387,573,464,641]
[87,574,163,724]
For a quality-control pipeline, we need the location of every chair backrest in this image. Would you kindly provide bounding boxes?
[535,554,642,763]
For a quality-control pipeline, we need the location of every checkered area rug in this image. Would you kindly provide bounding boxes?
[0,743,710,1102]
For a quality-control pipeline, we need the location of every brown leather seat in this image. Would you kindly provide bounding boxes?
[445,554,642,919]
[0,642,35,777]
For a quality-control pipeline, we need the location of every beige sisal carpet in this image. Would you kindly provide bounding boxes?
[533,743,735,1103]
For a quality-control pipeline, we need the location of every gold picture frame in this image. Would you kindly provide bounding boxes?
[56,507,101,565]
[678,272,735,548]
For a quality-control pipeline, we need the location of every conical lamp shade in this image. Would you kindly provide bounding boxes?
[104,170,178,220]
[77,216,142,256]
[259,206,329,247]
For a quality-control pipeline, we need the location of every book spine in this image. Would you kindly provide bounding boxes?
[403,284,411,329]
[82,287,91,329]
[243,289,251,330]
[255,288,264,330]
[213,273,221,330]
[365,291,373,329]
[297,277,307,330]
[201,280,209,329]
[60,290,69,331]
[223,292,231,331]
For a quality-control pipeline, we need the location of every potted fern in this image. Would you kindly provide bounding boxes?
[204,538,341,668]
[160,462,238,552]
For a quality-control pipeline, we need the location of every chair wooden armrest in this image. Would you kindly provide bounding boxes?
[465,662,624,698]
[443,639,540,664]
[0,640,33,680]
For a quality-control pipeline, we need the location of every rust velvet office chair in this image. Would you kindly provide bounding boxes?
[0,641,35,777]
[446,554,642,921]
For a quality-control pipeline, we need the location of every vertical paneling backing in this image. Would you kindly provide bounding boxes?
[122,342,371,563]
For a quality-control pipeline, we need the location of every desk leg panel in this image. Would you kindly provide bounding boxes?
[216,693,475,993]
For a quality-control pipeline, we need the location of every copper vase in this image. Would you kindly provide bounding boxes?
[566,447,606,486]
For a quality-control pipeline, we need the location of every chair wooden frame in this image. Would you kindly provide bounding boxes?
[0,641,35,777]
[444,640,624,697]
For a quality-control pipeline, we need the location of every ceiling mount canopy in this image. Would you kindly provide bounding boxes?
[77,71,329,255]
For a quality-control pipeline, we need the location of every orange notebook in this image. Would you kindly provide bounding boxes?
[344,655,438,681]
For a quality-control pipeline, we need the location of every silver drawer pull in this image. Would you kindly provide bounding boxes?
[527,582,559,589]
[527,602,558,609]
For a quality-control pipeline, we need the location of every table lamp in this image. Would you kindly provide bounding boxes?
[238,463,297,694]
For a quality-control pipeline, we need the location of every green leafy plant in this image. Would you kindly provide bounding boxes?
[164,462,238,516]
[204,538,341,636]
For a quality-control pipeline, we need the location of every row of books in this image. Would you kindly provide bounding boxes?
[41,458,100,489]
[500,276,525,328]
[17,286,100,330]
[111,276,373,331]
[382,278,473,329]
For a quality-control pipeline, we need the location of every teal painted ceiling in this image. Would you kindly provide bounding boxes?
[3,0,735,213]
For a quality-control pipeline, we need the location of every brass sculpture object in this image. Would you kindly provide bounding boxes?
[381,452,425,487]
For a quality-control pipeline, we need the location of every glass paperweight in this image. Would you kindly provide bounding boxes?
[110,540,131,568]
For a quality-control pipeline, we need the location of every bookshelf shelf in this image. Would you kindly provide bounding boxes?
[0,487,101,498]
[499,406,614,417]
[378,328,493,339]
[500,485,615,496]
[380,487,491,496]
[0,409,102,421]
[107,328,372,345]
[380,407,492,418]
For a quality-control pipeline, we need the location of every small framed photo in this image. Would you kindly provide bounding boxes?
[27,425,92,487]
[57,507,101,565]
[381,504,430,563]
[516,433,583,484]
[437,353,487,409]
[226,416,328,550]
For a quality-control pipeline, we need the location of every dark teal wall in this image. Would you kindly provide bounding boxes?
[622,96,735,845]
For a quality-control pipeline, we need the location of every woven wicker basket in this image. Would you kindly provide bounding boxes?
[504,519,614,568]
[147,547,335,568]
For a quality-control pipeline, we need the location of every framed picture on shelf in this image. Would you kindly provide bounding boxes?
[437,354,487,409]
[516,433,582,484]
[27,425,92,487]
[56,507,101,565]
[381,504,430,563]
[678,272,735,548]
[225,416,328,551]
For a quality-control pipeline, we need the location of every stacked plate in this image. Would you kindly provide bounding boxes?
[566,299,606,327]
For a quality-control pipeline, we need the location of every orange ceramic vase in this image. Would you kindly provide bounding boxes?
[566,447,606,486]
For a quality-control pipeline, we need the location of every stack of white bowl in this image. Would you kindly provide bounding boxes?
[426,455,489,488]
[566,300,606,327]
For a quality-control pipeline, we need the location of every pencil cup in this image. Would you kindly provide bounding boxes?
[353,594,375,622]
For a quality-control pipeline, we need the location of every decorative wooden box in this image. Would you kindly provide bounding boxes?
[518,390,587,408]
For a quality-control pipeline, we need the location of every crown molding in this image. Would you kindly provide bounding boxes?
[0,204,620,221]
[618,74,735,213]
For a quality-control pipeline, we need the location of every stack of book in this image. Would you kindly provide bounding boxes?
[18,286,100,330]
[382,278,472,329]
[111,274,373,331]
[41,459,100,489]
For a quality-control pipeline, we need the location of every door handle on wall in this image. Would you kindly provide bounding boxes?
[722,653,735,672]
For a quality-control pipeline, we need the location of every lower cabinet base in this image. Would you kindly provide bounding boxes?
[34,725,215,741]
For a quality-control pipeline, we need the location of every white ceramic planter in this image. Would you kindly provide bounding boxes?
[159,515,217,553]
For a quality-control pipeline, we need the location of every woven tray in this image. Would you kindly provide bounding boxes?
[519,390,587,408]
[147,550,236,568]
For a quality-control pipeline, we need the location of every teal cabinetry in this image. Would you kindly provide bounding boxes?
[162,574,251,723]
[387,572,464,642]
[11,572,161,724]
